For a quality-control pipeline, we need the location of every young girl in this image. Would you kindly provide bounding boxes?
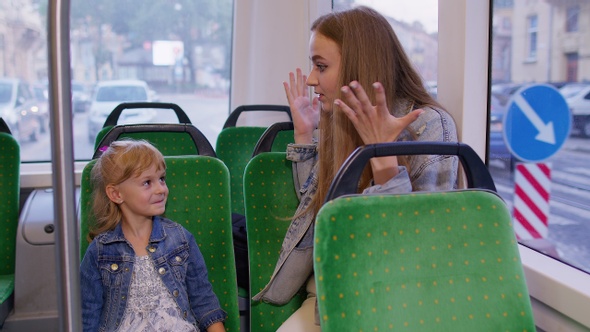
[252,6,459,331]
[80,139,226,332]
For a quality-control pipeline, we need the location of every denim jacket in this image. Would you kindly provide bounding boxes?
[80,216,227,332]
[252,105,459,305]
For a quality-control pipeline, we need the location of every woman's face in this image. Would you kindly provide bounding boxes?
[306,31,341,112]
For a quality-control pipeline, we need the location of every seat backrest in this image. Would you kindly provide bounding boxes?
[80,155,240,331]
[93,123,216,159]
[216,126,267,215]
[163,156,239,331]
[0,118,19,324]
[0,118,19,276]
[313,142,534,331]
[243,152,305,331]
[251,122,294,157]
[216,122,293,216]
[93,102,193,150]
[222,104,291,129]
[314,191,535,331]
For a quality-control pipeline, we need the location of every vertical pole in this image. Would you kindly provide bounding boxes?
[47,0,83,330]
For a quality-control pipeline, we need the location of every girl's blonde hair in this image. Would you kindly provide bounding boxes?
[309,6,444,216]
[88,139,166,240]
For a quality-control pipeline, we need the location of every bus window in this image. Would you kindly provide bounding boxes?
[1,0,233,162]
[489,0,590,274]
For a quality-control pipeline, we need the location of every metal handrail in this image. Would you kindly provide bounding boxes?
[48,0,82,330]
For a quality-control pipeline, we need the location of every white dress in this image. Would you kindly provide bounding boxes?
[116,255,197,332]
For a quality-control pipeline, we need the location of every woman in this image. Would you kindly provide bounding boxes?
[253,6,458,331]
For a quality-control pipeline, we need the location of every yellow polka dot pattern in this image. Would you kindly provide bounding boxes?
[216,127,294,216]
[93,128,201,156]
[0,133,19,279]
[120,132,199,155]
[216,126,268,216]
[314,191,535,331]
[163,156,239,331]
[243,152,305,331]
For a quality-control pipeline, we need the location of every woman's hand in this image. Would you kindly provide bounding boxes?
[335,81,423,144]
[335,81,423,184]
[283,68,320,144]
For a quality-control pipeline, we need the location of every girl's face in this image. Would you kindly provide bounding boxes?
[306,31,341,112]
[111,164,168,223]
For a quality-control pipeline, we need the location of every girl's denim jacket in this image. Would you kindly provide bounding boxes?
[80,216,227,332]
[252,106,459,305]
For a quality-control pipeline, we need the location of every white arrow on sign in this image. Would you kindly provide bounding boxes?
[513,93,556,144]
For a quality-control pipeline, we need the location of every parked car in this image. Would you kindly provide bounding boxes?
[488,94,515,170]
[425,80,437,99]
[560,83,590,137]
[0,78,49,142]
[491,82,523,107]
[87,79,157,142]
[71,81,92,113]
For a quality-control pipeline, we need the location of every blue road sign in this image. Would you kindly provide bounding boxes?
[504,84,571,162]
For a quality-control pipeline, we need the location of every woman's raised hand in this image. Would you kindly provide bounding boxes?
[283,68,320,144]
[335,81,423,145]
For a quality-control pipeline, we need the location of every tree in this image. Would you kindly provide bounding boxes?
[69,0,233,86]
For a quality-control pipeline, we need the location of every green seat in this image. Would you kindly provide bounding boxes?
[0,118,19,326]
[243,152,305,331]
[315,192,535,331]
[216,126,268,215]
[313,142,534,331]
[164,156,239,331]
[217,105,292,216]
[217,117,294,332]
[80,156,240,331]
[93,102,193,151]
[216,124,293,216]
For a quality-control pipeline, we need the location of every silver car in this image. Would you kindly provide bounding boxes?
[86,79,158,143]
[0,78,49,143]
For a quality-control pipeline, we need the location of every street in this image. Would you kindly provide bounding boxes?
[491,137,590,272]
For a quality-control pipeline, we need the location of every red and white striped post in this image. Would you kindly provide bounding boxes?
[512,163,551,240]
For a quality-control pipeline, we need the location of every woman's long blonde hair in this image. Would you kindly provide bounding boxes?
[88,139,166,240]
[308,6,443,216]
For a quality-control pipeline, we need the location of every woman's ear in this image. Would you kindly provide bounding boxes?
[106,184,123,204]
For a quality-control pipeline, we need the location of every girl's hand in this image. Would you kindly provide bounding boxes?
[206,322,225,332]
[335,81,423,145]
[283,68,320,144]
